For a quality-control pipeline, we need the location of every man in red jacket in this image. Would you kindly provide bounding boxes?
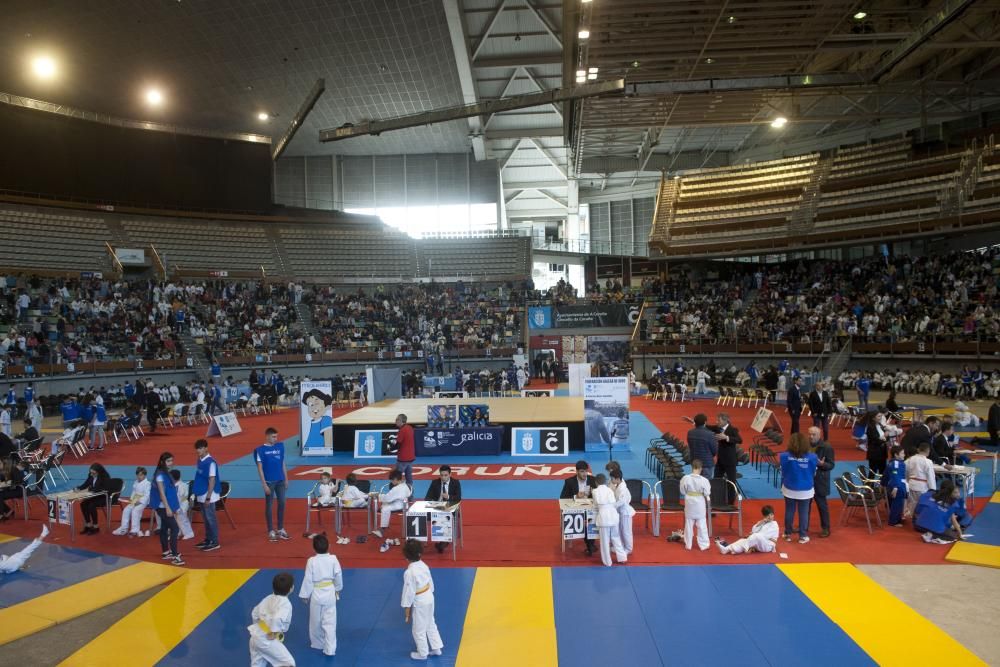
[394,413,415,493]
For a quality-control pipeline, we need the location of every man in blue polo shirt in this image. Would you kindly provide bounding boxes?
[60,395,79,428]
[193,438,222,552]
[255,427,289,542]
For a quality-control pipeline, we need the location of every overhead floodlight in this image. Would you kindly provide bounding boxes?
[145,88,164,106]
[727,15,737,24]
[705,57,715,64]
[588,67,598,73]
[578,29,590,39]
[576,76,586,83]
[770,116,788,128]
[576,69,586,77]
[587,73,597,80]
[31,56,57,79]
[853,11,867,19]
[257,112,269,121]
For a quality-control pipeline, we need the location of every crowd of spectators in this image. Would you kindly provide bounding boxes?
[839,366,1000,400]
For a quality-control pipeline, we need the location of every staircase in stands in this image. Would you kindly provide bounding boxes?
[822,336,853,383]
[178,328,207,378]
[788,156,832,234]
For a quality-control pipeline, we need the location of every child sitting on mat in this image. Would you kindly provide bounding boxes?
[716,505,779,555]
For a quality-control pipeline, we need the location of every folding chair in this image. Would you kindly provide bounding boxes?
[625,479,655,533]
[335,479,373,534]
[377,482,410,540]
[654,478,686,534]
[835,474,881,534]
[97,478,126,527]
[709,477,743,537]
[305,479,339,533]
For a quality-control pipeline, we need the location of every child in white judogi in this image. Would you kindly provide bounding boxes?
[679,459,712,550]
[313,472,337,507]
[334,473,369,545]
[0,524,48,574]
[249,572,296,667]
[298,534,343,657]
[171,470,195,540]
[373,470,409,552]
[610,470,635,555]
[0,406,10,438]
[905,443,936,518]
[113,467,150,536]
[593,474,628,566]
[401,539,444,661]
[716,505,779,555]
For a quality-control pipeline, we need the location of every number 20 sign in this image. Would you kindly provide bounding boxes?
[562,510,596,540]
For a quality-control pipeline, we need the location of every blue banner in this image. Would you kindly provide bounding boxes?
[511,427,569,456]
[422,376,458,390]
[414,427,504,456]
[354,429,399,459]
[528,306,553,329]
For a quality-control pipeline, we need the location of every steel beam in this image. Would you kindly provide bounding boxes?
[320,79,624,142]
[443,0,486,160]
[629,73,867,96]
[871,0,977,82]
[272,78,325,161]
[486,127,564,139]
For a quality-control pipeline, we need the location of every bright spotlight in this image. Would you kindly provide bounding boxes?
[257,112,269,121]
[32,56,57,79]
[145,88,164,106]
[770,116,788,129]
[853,11,867,20]
[578,29,590,39]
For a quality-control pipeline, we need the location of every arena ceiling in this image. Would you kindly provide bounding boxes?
[1,0,999,213]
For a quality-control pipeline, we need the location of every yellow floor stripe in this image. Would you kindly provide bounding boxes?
[0,533,18,544]
[456,567,558,667]
[946,541,1000,569]
[780,563,986,666]
[0,561,179,646]
[59,568,255,667]
[991,492,1000,504]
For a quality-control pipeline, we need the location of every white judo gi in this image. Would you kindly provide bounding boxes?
[378,482,410,530]
[339,484,369,508]
[905,454,936,517]
[593,483,627,566]
[175,480,194,539]
[314,481,337,507]
[679,472,711,550]
[719,518,779,554]
[613,480,635,554]
[402,560,444,658]
[299,553,344,656]
[114,478,151,535]
[0,533,45,574]
[248,593,295,667]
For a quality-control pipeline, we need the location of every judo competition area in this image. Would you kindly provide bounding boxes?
[1,387,998,666]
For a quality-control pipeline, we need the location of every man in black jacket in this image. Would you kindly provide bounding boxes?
[808,381,833,440]
[787,376,803,433]
[425,465,462,553]
[989,397,1000,448]
[560,460,596,556]
[900,416,939,458]
[711,413,742,503]
[809,426,835,537]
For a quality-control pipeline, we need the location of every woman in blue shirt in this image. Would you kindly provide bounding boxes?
[149,451,184,565]
[914,480,968,544]
[780,433,818,544]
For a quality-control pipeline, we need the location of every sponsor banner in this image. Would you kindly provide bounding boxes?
[209,270,229,277]
[527,306,553,329]
[293,463,584,481]
[115,248,146,265]
[550,304,640,329]
[435,390,467,399]
[414,427,503,457]
[427,404,458,428]
[511,427,569,456]
[586,335,631,363]
[300,380,334,456]
[423,376,458,390]
[458,404,490,427]
[521,389,554,397]
[568,363,591,396]
[205,412,242,438]
[353,429,399,459]
[584,377,630,447]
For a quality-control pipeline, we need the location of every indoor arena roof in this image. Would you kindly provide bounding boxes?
[1,0,999,189]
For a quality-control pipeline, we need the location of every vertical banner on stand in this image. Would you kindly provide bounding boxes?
[568,363,592,397]
[583,377,631,448]
[300,380,334,456]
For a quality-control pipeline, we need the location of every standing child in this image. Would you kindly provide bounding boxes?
[882,445,908,526]
[905,442,936,519]
[373,470,409,552]
[609,469,635,555]
[0,524,49,574]
[0,405,10,438]
[113,467,150,536]
[248,572,296,667]
[593,474,628,566]
[170,470,195,540]
[716,505,779,555]
[299,534,343,657]
[679,459,712,551]
[401,539,444,661]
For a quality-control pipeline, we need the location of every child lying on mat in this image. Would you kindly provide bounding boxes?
[0,524,48,574]
[716,505,779,555]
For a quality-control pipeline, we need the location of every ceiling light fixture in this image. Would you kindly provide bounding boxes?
[145,88,164,106]
[705,57,715,64]
[727,15,736,24]
[770,116,788,128]
[576,76,586,84]
[257,112,269,121]
[853,11,867,20]
[588,67,598,73]
[31,55,57,79]
[587,72,597,80]
[631,60,640,68]
[578,29,590,39]
[576,69,586,77]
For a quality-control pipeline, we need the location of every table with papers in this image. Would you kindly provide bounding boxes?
[404,500,463,560]
[559,498,599,553]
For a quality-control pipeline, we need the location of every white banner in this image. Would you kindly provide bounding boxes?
[568,363,591,396]
[300,380,335,456]
[584,377,630,447]
[205,412,242,438]
[115,248,146,265]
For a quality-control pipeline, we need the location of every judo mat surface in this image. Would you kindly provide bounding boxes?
[56,563,985,667]
[947,492,1000,568]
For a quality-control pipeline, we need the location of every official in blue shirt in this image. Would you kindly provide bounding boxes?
[193,438,222,551]
[60,396,80,428]
[255,427,289,541]
[780,433,818,543]
[149,452,184,565]
[210,359,222,379]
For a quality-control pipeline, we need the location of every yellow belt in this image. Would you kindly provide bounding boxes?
[315,581,335,589]
[415,584,431,595]
[685,492,704,497]
[257,621,284,642]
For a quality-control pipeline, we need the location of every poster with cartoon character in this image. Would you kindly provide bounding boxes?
[300,380,334,456]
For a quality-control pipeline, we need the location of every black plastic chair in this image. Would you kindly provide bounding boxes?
[709,477,743,537]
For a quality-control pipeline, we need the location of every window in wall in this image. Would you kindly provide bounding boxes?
[346,203,497,238]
